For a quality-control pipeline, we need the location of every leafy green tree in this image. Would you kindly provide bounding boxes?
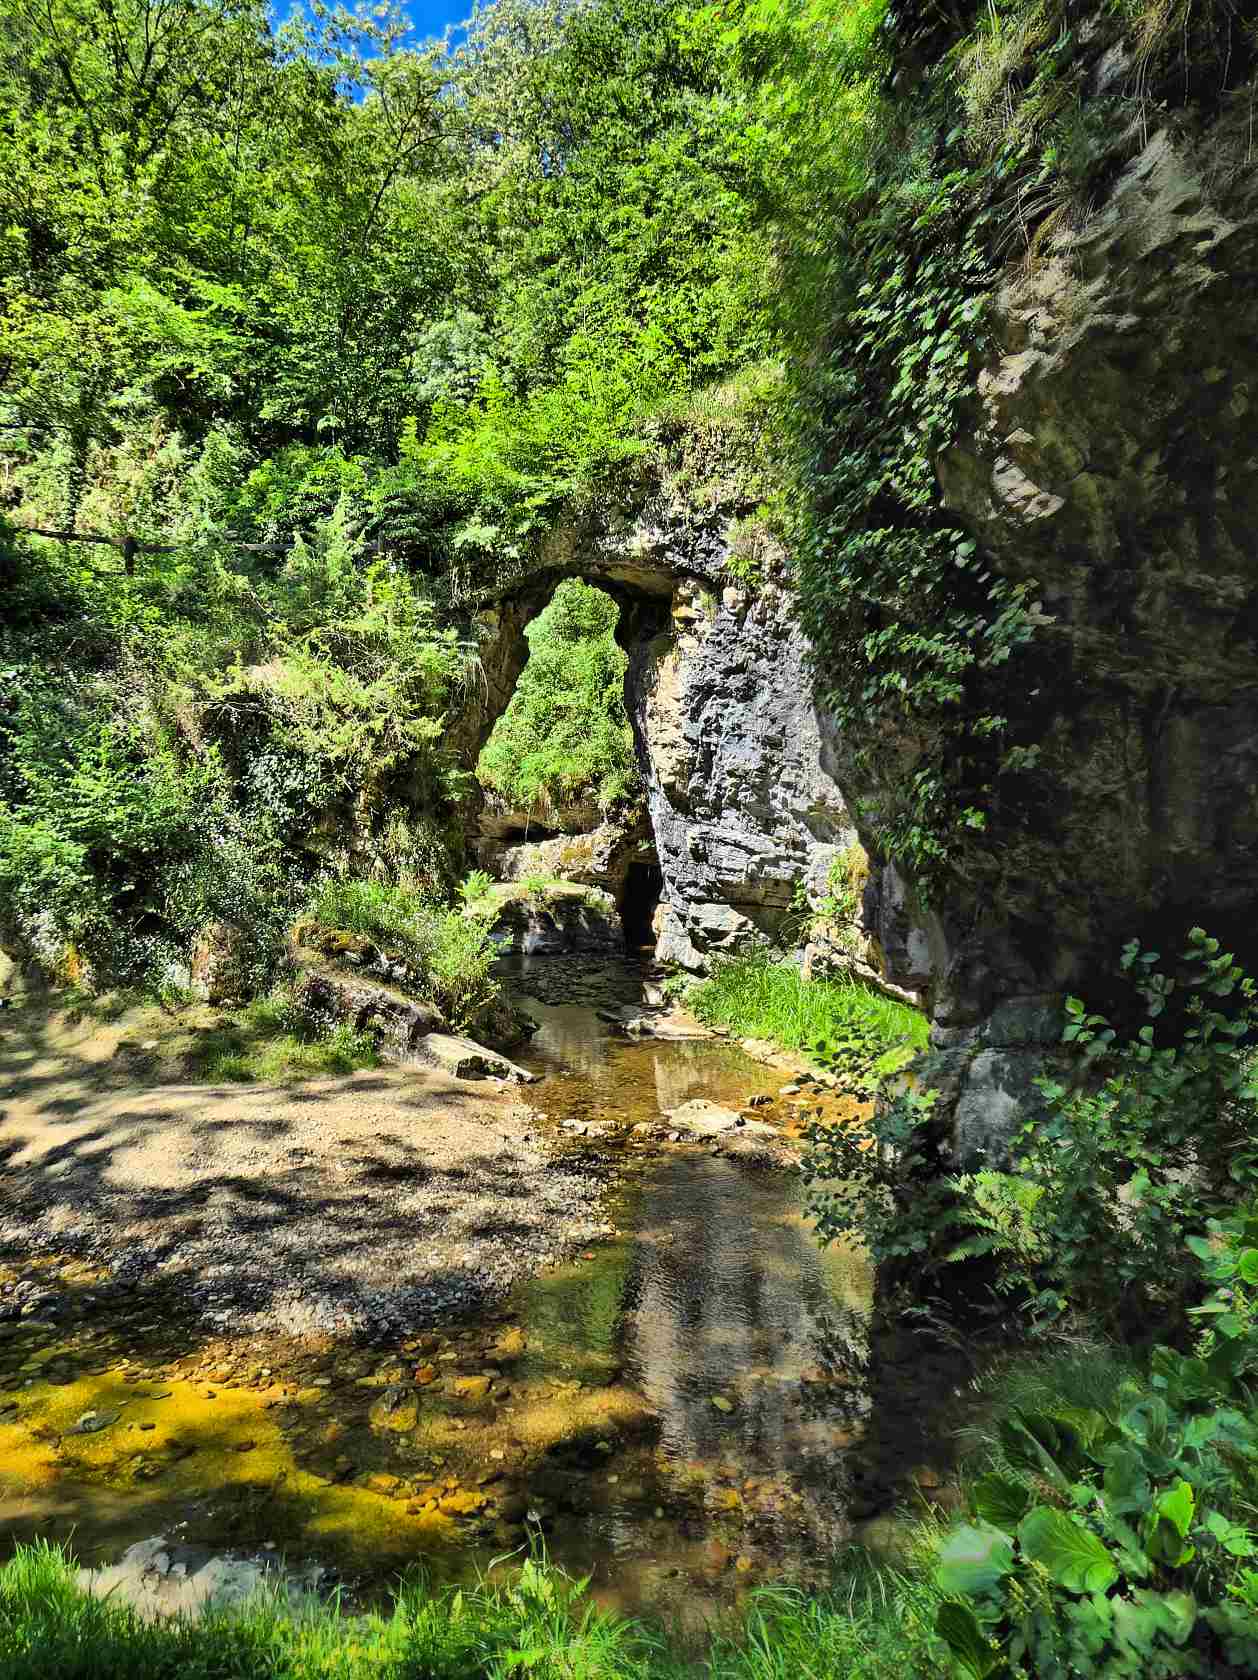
[477,579,639,819]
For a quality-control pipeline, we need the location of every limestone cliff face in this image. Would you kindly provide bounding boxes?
[922,91,1258,1160]
[627,577,854,971]
[461,512,922,994]
[468,88,1258,1164]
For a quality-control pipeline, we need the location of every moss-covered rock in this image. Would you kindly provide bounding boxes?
[476,882,622,955]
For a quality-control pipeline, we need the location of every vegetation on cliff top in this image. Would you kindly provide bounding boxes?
[3,0,1249,979]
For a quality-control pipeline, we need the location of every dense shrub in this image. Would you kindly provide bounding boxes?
[0,506,471,991]
[944,930,1258,1336]
[934,1215,1258,1678]
[806,928,1258,1327]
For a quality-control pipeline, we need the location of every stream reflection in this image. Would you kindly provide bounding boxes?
[504,971,893,1620]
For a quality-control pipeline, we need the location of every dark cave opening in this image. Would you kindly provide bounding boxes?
[619,859,663,954]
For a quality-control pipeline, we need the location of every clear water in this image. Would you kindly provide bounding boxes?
[0,959,958,1629]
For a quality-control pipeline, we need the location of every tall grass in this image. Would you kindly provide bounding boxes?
[688,954,928,1067]
[0,1542,945,1680]
[188,987,379,1084]
[306,878,498,1029]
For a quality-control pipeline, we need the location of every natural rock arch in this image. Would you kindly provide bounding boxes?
[453,514,922,984]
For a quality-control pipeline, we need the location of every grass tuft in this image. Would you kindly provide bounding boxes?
[688,954,927,1070]
[304,878,498,1030]
[0,1541,947,1680]
[186,987,379,1085]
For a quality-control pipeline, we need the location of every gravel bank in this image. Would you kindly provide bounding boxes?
[0,1000,612,1339]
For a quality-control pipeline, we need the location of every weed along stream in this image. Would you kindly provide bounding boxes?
[0,957,958,1628]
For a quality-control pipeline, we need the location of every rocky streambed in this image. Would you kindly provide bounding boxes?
[0,956,962,1627]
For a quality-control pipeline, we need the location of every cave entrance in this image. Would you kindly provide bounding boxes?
[619,859,663,954]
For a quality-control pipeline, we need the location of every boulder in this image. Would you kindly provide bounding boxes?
[482,814,654,900]
[664,1099,775,1140]
[409,1033,539,1083]
[188,921,255,1003]
[598,1004,711,1040]
[76,1537,325,1622]
[477,883,622,955]
[292,958,447,1065]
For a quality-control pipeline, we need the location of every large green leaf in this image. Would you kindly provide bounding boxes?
[1155,1479,1195,1539]
[934,1601,1002,1679]
[1100,1442,1150,1516]
[1017,1506,1119,1594]
[1204,1509,1257,1558]
[1111,1588,1196,1657]
[1146,1479,1197,1567]
[972,1473,1032,1529]
[998,1410,1085,1487]
[936,1522,1015,1598]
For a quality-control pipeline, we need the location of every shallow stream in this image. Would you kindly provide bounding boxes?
[0,956,960,1630]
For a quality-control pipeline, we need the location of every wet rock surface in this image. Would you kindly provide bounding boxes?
[77,1535,329,1620]
[479,884,623,957]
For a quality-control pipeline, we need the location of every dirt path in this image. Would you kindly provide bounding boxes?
[0,998,609,1338]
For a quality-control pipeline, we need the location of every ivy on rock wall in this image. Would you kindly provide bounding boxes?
[705,0,1256,893]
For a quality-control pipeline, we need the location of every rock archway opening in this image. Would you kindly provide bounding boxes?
[469,574,672,959]
[474,578,652,832]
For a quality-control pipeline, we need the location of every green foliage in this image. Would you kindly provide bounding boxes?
[0,505,471,990]
[188,989,379,1085]
[520,873,556,902]
[304,878,497,1030]
[458,869,494,908]
[944,1173,1049,1295]
[0,1537,951,1680]
[477,581,639,819]
[952,928,1258,1333]
[0,1541,659,1680]
[403,0,770,569]
[933,1222,1258,1678]
[688,951,927,1067]
[0,0,768,1003]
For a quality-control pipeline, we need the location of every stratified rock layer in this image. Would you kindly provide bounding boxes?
[628,578,855,971]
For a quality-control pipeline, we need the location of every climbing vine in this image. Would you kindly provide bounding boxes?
[791,177,1038,886]
[731,0,1257,892]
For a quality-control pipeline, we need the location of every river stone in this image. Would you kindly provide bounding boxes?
[77,1537,325,1621]
[409,1034,539,1083]
[665,1099,742,1137]
[450,1374,492,1401]
[600,1004,710,1040]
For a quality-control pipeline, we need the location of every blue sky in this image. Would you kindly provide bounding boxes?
[404,0,471,45]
